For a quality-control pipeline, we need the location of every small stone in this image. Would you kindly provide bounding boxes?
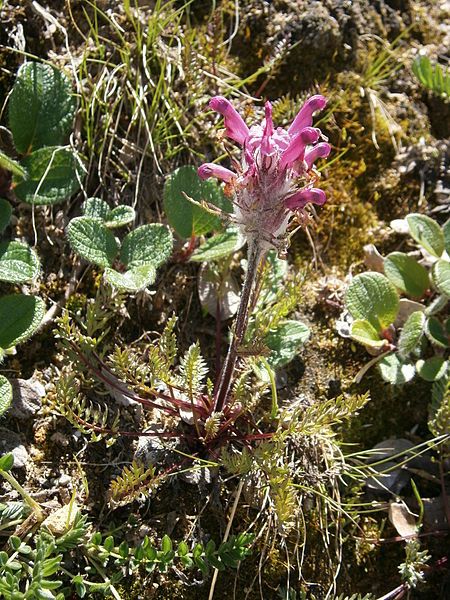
[9,378,44,420]
[42,502,79,536]
[57,474,72,487]
[0,428,29,469]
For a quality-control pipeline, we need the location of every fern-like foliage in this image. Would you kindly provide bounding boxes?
[413,55,450,98]
[430,376,450,451]
[178,342,208,399]
[108,461,159,507]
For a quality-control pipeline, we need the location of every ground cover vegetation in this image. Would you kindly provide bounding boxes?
[0,0,449,598]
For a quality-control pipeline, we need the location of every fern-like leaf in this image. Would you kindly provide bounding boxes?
[178,342,208,399]
[108,461,159,507]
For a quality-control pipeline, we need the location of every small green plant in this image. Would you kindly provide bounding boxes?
[413,55,450,99]
[67,197,173,291]
[345,213,450,386]
[0,61,80,205]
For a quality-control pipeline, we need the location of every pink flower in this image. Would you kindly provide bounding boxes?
[198,96,331,251]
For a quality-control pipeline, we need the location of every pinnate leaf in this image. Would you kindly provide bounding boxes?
[14,147,80,205]
[68,217,118,267]
[406,213,444,258]
[163,165,231,239]
[0,294,45,349]
[384,252,429,297]
[9,62,75,153]
[0,241,40,283]
[345,272,399,331]
[120,224,172,269]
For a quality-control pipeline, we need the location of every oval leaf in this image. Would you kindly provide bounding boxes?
[443,219,450,256]
[345,272,399,331]
[104,265,156,292]
[120,224,172,269]
[398,311,425,356]
[82,197,110,220]
[431,259,450,296]
[350,319,387,349]
[9,62,76,153]
[384,252,429,298]
[0,376,13,418]
[406,213,444,258]
[68,217,118,267]
[378,354,415,385]
[0,149,27,180]
[0,453,14,472]
[265,320,310,368]
[190,227,244,262]
[14,147,80,205]
[0,294,45,349]
[425,317,449,348]
[0,241,40,283]
[163,165,232,239]
[105,205,135,228]
[416,357,448,382]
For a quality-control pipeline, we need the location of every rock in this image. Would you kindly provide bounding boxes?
[0,428,29,469]
[9,378,44,420]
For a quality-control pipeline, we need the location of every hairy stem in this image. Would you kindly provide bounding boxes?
[213,240,264,412]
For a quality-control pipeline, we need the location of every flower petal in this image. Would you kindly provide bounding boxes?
[285,188,327,210]
[209,96,250,145]
[288,95,327,136]
[304,142,332,169]
[261,101,275,156]
[279,127,320,170]
[198,163,236,183]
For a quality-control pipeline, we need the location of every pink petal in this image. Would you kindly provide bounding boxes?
[304,142,332,169]
[285,188,327,210]
[209,96,250,145]
[288,95,327,136]
[279,127,320,170]
[198,163,236,183]
[261,101,274,155]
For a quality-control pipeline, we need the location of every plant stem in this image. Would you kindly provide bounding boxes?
[213,240,263,412]
[0,469,44,522]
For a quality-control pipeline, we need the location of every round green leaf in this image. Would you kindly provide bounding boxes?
[14,147,80,205]
[8,62,76,153]
[82,197,110,220]
[105,205,135,228]
[120,224,172,269]
[425,317,449,348]
[0,376,13,418]
[378,354,415,385]
[416,357,448,382]
[398,311,425,356]
[431,259,450,296]
[0,199,12,235]
[104,265,156,292]
[67,217,118,267]
[345,272,399,331]
[0,241,40,283]
[190,227,244,262]
[265,320,310,368]
[163,165,232,239]
[384,252,429,298]
[406,213,444,258]
[0,294,45,349]
[350,319,387,348]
